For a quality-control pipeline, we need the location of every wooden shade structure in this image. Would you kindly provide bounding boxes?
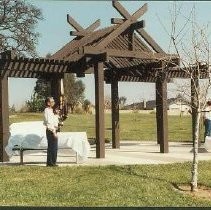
[0,1,207,161]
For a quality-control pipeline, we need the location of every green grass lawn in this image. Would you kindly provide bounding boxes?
[1,162,211,206]
[4,112,210,206]
[9,112,204,142]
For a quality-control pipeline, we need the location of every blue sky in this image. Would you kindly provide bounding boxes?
[9,1,211,108]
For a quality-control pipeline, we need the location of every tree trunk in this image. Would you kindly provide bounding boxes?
[191,107,201,192]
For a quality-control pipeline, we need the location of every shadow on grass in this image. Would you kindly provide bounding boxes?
[0,162,21,166]
[23,161,77,165]
[111,165,183,191]
[2,160,78,166]
[172,182,190,192]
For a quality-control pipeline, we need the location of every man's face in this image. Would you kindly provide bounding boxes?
[48,99,55,108]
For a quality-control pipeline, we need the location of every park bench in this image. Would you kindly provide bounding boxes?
[12,146,78,165]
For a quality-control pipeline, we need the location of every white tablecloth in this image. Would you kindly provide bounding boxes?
[205,136,211,150]
[5,121,90,161]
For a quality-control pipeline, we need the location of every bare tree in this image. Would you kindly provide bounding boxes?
[0,0,43,56]
[158,2,211,191]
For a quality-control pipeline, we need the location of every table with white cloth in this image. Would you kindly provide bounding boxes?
[205,136,211,151]
[5,121,90,164]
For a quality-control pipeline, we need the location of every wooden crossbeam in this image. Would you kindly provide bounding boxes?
[52,25,114,60]
[112,1,164,53]
[137,29,165,53]
[86,19,101,32]
[68,14,100,33]
[131,21,145,30]
[105,68,175,83]
[67,14,84,31]
[110,67,208,79]
[112,1,147,21]
[68,13,101,38]
[70,31,91,37]
[111,18,126,24]
[83,46,178,61]
[0,55,72,76]
[112,19,145,30]
[94,1,146,50]
[96,19,135,47]
[7,70,63,79]
[132,3,147,20]
[112,1,132,20]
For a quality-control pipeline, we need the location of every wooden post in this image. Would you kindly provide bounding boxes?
[20,149,24,165]
[155,73,169,153]
[94,62,105,158]
[50,75,61,107]
[111,77,120,148]
[156,81,161,145]
[0,76,9,162]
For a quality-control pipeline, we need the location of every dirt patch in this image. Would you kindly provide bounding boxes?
[174,184,211,200]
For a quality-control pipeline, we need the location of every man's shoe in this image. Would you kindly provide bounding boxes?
[53,164,59,167]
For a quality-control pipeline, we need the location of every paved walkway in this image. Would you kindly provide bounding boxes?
[2,141,211,166]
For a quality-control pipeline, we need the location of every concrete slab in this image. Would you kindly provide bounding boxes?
[2,141,211,167]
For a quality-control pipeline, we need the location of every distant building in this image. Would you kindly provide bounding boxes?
[168,101,191,115]
[123,95,190,113]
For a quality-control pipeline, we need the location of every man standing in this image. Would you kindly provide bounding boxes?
[43,97,58,167]
[204,101,211,141]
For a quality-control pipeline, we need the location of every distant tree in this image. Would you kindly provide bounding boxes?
[26,53,51,112]
[26,79,51,112]
[45,53,52,59]
[0,0,43,56]
[9,104,16,114]
[34,79,50,98]
[63,74,85,113]
[119,96,127,109]
[83,99,92,114]
[104,95,111,110]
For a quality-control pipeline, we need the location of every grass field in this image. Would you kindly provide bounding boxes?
[1,162,211,206]
[3,112,210,206]
[9,112,204,142]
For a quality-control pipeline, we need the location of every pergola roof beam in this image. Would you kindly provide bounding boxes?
[136,29,165,53]
[111,18,126,24]
[95,19,135,49]
[131,21,145,30]
[0,52,73,76]
[112,1,147,22]
[132,3,148,20]
[96,2,146,50]
[86,19,101,32]
[111,19,145,30]
[68,13,101,38]
[83,46,178,61]
[112,1,164,53]
[70,20,101,37]
[67,14,84,32]
[70,31,91,37]
[112,1,133,20]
